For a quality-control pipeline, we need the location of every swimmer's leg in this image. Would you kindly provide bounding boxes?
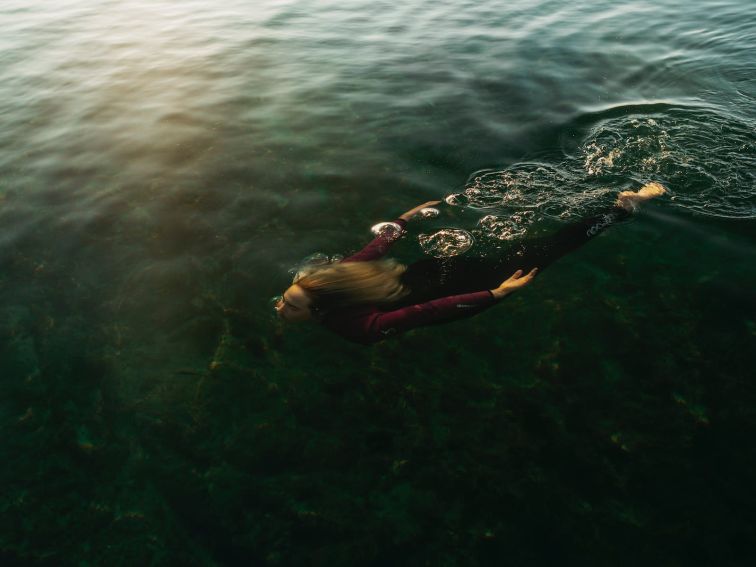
[507,206,631,271]
[398,256,498,306]
[491,182,668,275]
[399,183,666,303]
[616,182,667,212]
[397,212,620,304]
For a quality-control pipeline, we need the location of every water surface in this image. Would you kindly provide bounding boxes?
[1,0,755,564]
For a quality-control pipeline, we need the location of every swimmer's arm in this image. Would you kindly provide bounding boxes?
[366,290,499,341]
[365,268,538,341]
[342,201,441,263]
[398,200,442,221]
[490,268,538,299]
[341,218,408,263]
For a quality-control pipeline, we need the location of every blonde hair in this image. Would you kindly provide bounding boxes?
[294,259,410,313]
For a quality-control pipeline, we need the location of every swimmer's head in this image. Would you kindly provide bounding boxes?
[276,260,410,322]
[274,284,314,322]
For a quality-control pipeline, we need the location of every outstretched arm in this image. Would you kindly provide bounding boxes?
[341,200,441,263]
[341,218,408,263]
[397,200,442,222]
[364,268,538,342]
[365,290,498,341]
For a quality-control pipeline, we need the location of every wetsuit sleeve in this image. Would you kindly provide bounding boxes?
[341,218,407,263]
[365,290,498,342]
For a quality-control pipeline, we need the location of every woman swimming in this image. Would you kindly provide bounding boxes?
[275,183,666,344]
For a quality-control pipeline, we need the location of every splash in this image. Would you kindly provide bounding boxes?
[582,118,672,177]
[579,110,755,219]
[445,107,755,239]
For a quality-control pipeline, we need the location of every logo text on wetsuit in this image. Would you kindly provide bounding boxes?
[586,214,615,237]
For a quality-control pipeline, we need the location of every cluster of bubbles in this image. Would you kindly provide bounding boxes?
[474,210,534,242]
[442,163,590,252]
[418,229,474,257]
[445,164,566,211]
[371,209,478,258]
[370,221,404,237]
[418,207,440,219]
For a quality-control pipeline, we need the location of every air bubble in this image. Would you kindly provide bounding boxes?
[419,207,440,218]
[370,221,403,236]
[418,229,474,257]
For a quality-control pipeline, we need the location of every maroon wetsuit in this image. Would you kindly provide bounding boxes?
[319,206,630,345]
[320,218,499,344]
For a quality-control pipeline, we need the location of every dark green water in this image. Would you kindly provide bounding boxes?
[1,0,755,564]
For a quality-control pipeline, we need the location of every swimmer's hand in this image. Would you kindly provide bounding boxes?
[398,200,443,221]
[491,268,538,299]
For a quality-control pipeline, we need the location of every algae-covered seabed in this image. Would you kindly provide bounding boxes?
[2,0,756,565]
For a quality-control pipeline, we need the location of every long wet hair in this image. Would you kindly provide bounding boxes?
[294,259,411,318]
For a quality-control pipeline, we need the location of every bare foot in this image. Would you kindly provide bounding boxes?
[616,182,667,211]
